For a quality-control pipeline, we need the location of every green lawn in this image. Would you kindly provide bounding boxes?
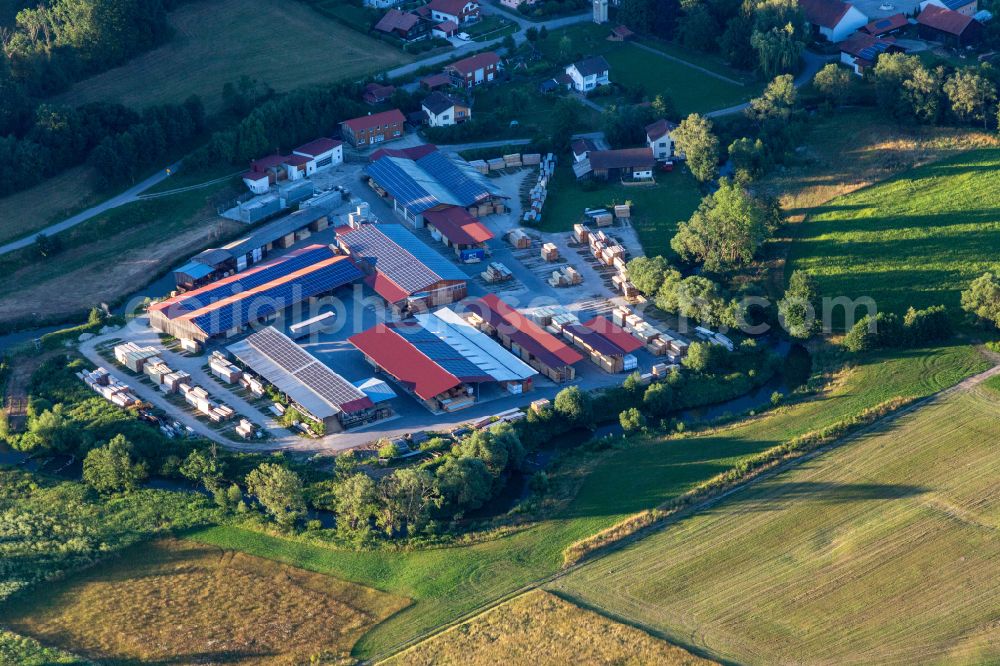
[187,341,988,660]
[539,161,703,257]
[785,148,1000,329]
[539,24,755,114]
[551,380,1000,665]
[471,80,602,136]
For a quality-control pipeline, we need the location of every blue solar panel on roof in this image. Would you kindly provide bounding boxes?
[392,324,487,378]
[377,224,468,282]
[366,148,499,216]
[876,18,892,27]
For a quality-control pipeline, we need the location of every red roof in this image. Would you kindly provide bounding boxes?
[800,0,853,29]
[447,51,499,77]
[862,12,909,35]
[466,294,583,369]
[421,73,452,89]
[341,109,406,133]
[917,4,974,35]
[645,118,676,142]
[423,206,493,245]
[435,20,458,33]
[611,24,634,38]
[428,0,477,17]
[363,82,396,101]
[242,171,268,182]
[365,272,410,305]
[349,324,462,400]
[582,316,643,353]
[250,154,288,172]
[284,154,311,167]
[294,137,342,157]
[374,8,420,33]
[838,32,901,59]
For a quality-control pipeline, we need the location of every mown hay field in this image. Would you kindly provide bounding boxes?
[56,0,412,113]
[0,538,409,665]
[381,589,716,666]
[189,342,989,660]
[551,382,1000,665]
[785,148,1000,328]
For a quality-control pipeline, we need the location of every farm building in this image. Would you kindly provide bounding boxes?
[421,91,471,127]
[427,0,480,24]
[445,51,500,89]
[861,12,909,35]
[365,144,505,226]
[565,56,611,92]
[922,0,977,16]
[562,316,641,373]
[340,109,406,148]
[576,148,655,181]
[293,138,343,170]
[335,221,469,313]
[349,307,536,413]
[150,245,362,344]
[917,4,981,45]
[227,327,391,433]
[571,138,598,163]
[801,0,868,42]
[373,9,428,42]
[464,294,584,383]
[838,33,906,75]
[645,119,677,161]
[423,206,493,261]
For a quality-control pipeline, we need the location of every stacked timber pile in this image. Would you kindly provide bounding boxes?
[541,243,559,261]
[507,228,531,249]
[482,262,513,283]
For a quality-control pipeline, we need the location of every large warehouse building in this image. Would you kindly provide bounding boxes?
[335,221,468,314]
[464,294,584,383]
[150,245,362,344]
[366,144,505,227]
[227,327,391,432]
[349,308,537,413]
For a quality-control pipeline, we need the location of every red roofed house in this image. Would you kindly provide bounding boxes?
[242,171,270,194]
[421,72,452,90]
[242,153,288,192]
[433,20,458,38]
[423,206,493,260]
[800,0,868,42]
[838,32,906,75]
[283,154,313,181]
[428,0,480,25]
[373,9,429,42]
[861,12,909,36]
[917,4,981,46]
[609,24,635,41]
[293,137,343,170]
[363,82,397,106]
[445,51,500,89]
[340,109,406,148]
[465,294,584,382]
[645,118,678,161]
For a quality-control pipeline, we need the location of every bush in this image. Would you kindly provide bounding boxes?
[619,407,646,434]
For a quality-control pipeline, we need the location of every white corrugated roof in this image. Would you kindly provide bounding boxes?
[416,309,537,382]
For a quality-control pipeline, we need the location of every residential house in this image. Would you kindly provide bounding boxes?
[801,0,868,42]
[608,24,635,41]
[565,56,611,92]
[922,0,977,16]
[293,138,343,170]
[427,0,481,24]
[421,72,452,90]
[860,12,909,36]
[340,109,407,147]
[580,148,655,181]
[422,91,471,127]
[445,51,500,89]
[363,82,396,105]
[838,32,906,75]
[917,4,982,45]
[644,119,677,161]
[571,137,597,162]
[374,9,429,42]
[433,20,458,38]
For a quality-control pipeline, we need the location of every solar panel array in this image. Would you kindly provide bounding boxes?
[858,40,893,61]
[171,246,332,314]
[415,151,495,207]
[190,258,362,336]
[367,158,441,214]
[391,324,489,380]
[366,148,500,215]
[243,326,369,410]
[339,224,465,297]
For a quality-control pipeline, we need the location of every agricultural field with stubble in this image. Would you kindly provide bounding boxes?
[0,539,409,665]
[783,147,1000,328]
[550,379,1000,666]
[382,589,716,666]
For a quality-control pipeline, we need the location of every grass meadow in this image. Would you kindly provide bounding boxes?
[56,0,412,113]
[785,148,1000,329]
[382,589,716,665]
[551,383,1000,665]
[0,539,408,664]
[188,341,989,660]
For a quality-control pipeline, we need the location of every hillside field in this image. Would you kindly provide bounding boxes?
[188,342,988,660]
[382,589,716,666]
[551,381,1000,665]
[56,0,412,113]
[0,539,409,664]
[785,148,1000,327]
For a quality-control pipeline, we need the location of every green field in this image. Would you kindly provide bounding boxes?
[539,162,703,257]
[785,148,1000,328]
[57,0,412,113]
[188,341,988,660]
[540,24,755,114]
[551,380,1000,665]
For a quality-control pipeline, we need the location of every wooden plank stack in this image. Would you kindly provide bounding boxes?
[541,242,559,261]
[482,261,513,283]
[507,228,531,249]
